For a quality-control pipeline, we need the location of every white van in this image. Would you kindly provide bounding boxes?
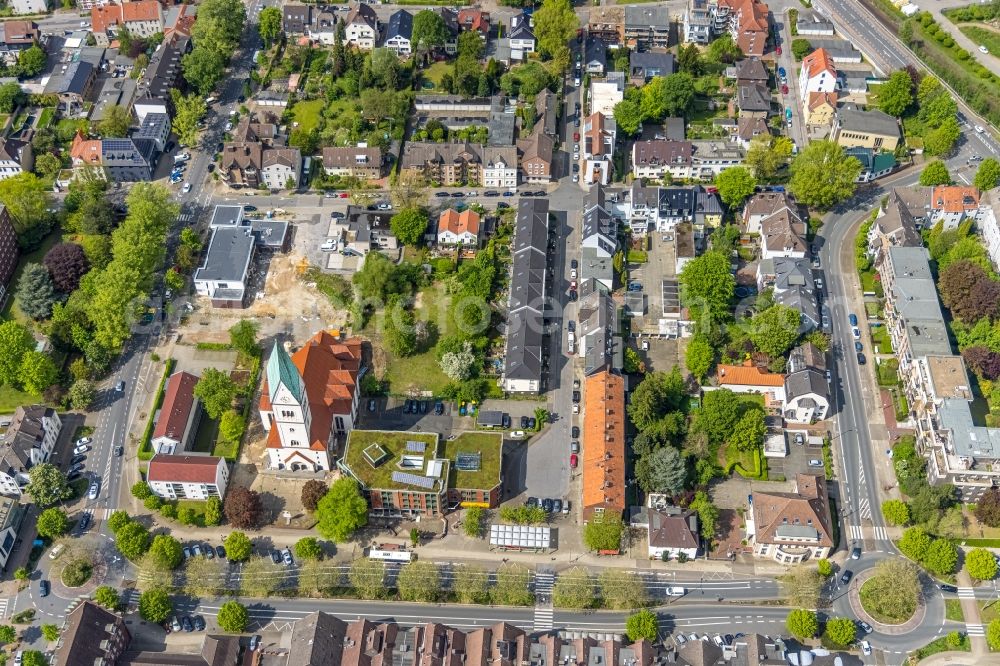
[666,586,686,597]
[49,543,66,560]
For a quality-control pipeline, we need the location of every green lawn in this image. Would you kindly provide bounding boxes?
[384,282,453,396]
[909,632,971,661]
[981,600,1000,624]
[37,107,55,129]
[0,385,43,415]
[945,598,964,622]
[870,324,890,352]
[290,99,325,134]
[443,432,503,490]
[959,25,1000,57]
[175,499,209,527]
[419,60,452,90]
[2,228,63,322]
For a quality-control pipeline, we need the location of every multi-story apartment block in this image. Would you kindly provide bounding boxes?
[400,142,484,186]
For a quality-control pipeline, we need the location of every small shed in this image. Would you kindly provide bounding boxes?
[476,410,505,428]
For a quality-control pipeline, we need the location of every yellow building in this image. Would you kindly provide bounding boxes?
[806,92,837,127]
[831,107,901,152]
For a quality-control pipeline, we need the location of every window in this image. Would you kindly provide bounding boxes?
[290,440,300,446]
[280,410,295,418]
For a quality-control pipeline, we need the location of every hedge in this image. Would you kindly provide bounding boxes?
[137,359,176,461]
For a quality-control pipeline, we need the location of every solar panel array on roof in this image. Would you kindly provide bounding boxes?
[391,471,436,489]
[405,440,426,453]
[454,453,481,471]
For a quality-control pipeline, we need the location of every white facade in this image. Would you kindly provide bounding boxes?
[148,459,229,500]
[346,21,378,49]
[0,408,61,497]
[590,80,623,117]
[0,156,25,180]
[798,53,837,105]
[10,0,47,15]
[438,228,478,246]
[483,158,517,189]
[261,160,300,190]
[980,205,1000,271]
[134,99,169,124]
[384,35,411,56]
[632,161,692,182]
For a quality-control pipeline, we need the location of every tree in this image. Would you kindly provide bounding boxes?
[976,488,1000,527]
[41,624,59,642]
[116,520,151,561]
[817,559,833,577]
[490,564,534,605]
[295,537,323,560]
[194,369,238,419]
[919,159,951,186]
[453,564,490,604]
[131,481,153,500]
[411,10,448,61]
[34,153,62,181]
[138,588,172,622]
[627,368,687,431]
[715,166,756,208]
[182,46,226,95]
[625,609,659,642]
[989,620,1000,651]
[258,6,281,46]
[223,531,252,562]
[599,570,649,610]
[745,136,792,181]
[170,91,207,148]
[785,609,818,640]
[924,116,961,157]
[19,351,58,396]
[532,0,578,68]
[218,410,245,445]
[0,320,32,386]
[204,496,222,526]
[390,208,429,247]
[316,477,368,542]
[17,46,46,77]
[148,534,184,570]
[975,157,1000,191]
[216,601,249,633]
[21,652,45,666]
[924,538,959,575]
[107,510,130,534]
[382,300,417,357]
[748,304,801,358]
[583,513,624,551]
[823,617,857,647]
[397,560,441,602]
[0,82,23,114]
[660,72,696,118]
[44,243,89,293]
[636,445,686,494]
[36,508,69,539]
[98,105,132,138]
[698,389,743,445]
[963,346,1000,381]
[639,76,669,121]
[348,558,386,599]
[0,172,55,248]
[679,251,735,319]
[966,547,998,581]
[899,526,933,561]
[440,341,478,381]
[878,70,914,116]
[552,566,595,609]
[15,263,56,320]
[228,319,259,358]
[223,487,263,529]
[464,506,485,538]
[0,625,15,644]
[93,586,120,610]
[779,565,824,609]
[864,559,921,622]
[729,408,766,452]
[25,464,71,506]
[301,480,328,512]
[881,499,911,526]
[612,99,643,136]
[788,140,861,209]
[939,261,1000,324]
[239,556,285,597]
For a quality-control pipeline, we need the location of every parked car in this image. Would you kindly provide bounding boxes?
[857,352,867,365]
[808,459,823,467]
[571,441,580,454]
[434,191,449,198]
[528,417,537,429]
[204,544,215,559]
[87,480,100,499]
[861,641,872,656]
[270,550,282,564]
[849,313,858,326]
[182,616,193,632]
[552,499,563,514]
[542,498,554,513]
[321,239,338,252]
[172,617,182,632]
[859,621,873,634]
[526,497,539,507]
[572,426,580,438]
[216,545,226,559]
[116,380,125,392]
[77,512,91,532]
[39,580,50,597]
[76,437,92,446]
[192,544,202,557]
[281,548,294,565]
[781,84,788,94]
[520,415,529,429]
[434,401,444,415]
[71,454,86,465]
[193,615,206,631]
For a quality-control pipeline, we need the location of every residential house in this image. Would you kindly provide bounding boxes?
[9,0,47,15]
[0,207,18,304]
[784,369,829,423]
[438,7,459,54]
[716,0,770,57]
[309,7,338,45]
[758,256,820,331]
[743,191,802,235]
[134,112,170,151]
[624,180,659,233]
[259,332,365,471]
[657,188,696,230]
[147,455,229,500]
[632,140,694,181]
[517,131,554,183]
[194,206,288,307]
[735,116,770,148]
[534,89,559,137]
[0,21,39,67]
[628,51,675,86]
[345,3,379,50]
[330,207,398,256]
[866,188,922,265]
[400,142,483,186]
[321,145,383,182]
[282,3,312,35]
[221,116,301,190]
[53,602,131,666]
[624,6,671,49]
[588,6,625,45]
[0,497,25,569]
[577,285,621,375]
[91,0,165,47]
[746,473,834,563]
[92,77,138,124]
[483,145,518,188]
[590,72,626,116]
[583,371,626,523]
[831,106,901,152]
[930,185,980,231]
[457,8,491,38]
[488,94,516,145]
[437,208,481,246]
[137,32,190,111]
[508,13,535,54]
[715,360,786,405]
[581,187,618,291]
[151,371,201,455]
[0,406,61,497]
[733,57,769,85]
[798,48,837,104]
[847,146,896,183]
[383,10,413,56]
[805,92,838,127]
[810,37,862,63]
[583,112,616,186]
[503,198,549,393]
[979,188,1000,269]
[684,0,713,44]
[119,635,242,666]
[584,38,607,74]
[71,132,157,182]
[690,140,745,178]
[760,207,807,260]
[637,501,700,560]
[45,60,96,111]
[694,185,724,231]
[735,82,771,118]
[0,138,32,181]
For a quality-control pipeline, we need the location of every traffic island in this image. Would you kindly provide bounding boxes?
[848,566,927,635]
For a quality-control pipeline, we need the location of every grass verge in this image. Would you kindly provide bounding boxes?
[908,632,971,661]
[138,359,176,461]
[945,598,964,622]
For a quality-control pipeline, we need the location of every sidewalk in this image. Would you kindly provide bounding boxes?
[956,569,989,659]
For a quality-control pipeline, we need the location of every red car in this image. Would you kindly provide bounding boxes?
[781,84,789,95]
[339,192,349,198]
[570,453,578,468]
[573,131,580,142]
[776,45,782,55]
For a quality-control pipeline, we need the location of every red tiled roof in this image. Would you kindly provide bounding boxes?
[752,473,833,547]
[70,131,101,165]
[147,454,221,484]
[152,371,199,443]
[91,4,121,35]
[121,0,161,23]
[931,185,980,214]
[807,91,837,112]
[582,371,626,519]
[438,208,480,236]
[803,48,835,78]
[717,361,785,387]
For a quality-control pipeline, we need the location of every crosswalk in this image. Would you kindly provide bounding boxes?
[967,623,985,636]
[177,213,193,223]
[0,597,9,619]
[847,524,889,541]
[533,571,554,631]
[958,587,977,599]
[122,589,140,608]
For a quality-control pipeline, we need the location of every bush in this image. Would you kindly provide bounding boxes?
[61,558,92,587]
